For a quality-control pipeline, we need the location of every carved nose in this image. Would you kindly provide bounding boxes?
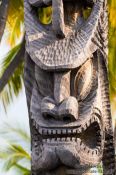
[41,71,79,121]
[41,96,78,122]
[54,71,70,104]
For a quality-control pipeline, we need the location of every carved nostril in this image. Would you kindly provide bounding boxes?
[41,96,78,122]
[63,115,75,122]
[59,97,79,121]
[56,32,65,39]
[43,114,54,120]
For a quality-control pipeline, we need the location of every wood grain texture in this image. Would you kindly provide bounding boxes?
[24,0,115,174]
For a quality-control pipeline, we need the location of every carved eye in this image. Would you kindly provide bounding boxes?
[82,7,92,20]
[38,6,52,24]
[74,59,94,101]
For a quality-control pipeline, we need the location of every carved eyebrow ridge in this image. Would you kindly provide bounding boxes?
[29,0,51,7]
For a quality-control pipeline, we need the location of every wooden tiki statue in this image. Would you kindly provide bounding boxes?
[24,0,115,174]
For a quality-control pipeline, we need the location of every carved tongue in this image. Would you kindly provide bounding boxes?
[52,0,65,38]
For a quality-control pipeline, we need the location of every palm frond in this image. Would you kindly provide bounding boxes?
[0,118,31,173]
[6,0,24,47]
[0,143,30,172]
[15,164,30,175]
[0,40,25,110]
[0,120,30,143]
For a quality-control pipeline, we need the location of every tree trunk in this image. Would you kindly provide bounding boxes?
[0,0,9,42]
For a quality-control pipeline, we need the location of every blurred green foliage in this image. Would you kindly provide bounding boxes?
[108,0,116,105]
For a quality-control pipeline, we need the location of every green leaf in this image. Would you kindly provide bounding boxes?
[0,120,31,173]
[0,42,24,110]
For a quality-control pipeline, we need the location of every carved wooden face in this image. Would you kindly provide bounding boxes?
[24,0,106,174]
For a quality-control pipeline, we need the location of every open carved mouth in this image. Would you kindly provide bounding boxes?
[35,115,103,155]
[32,115,103,169]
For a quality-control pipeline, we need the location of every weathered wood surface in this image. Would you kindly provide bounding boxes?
[24,0,115,174]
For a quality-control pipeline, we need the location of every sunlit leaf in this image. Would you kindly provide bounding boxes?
[38,6,52,24]
[108,0,116,109]
[5,0,24,47]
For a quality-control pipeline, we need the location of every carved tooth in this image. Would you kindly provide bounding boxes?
[96,117,100,124]
[53,130,56,135]
[93,116,96,122]
[85,123,88,129]
[90,118,92,124]
[80,143,86,150]
[94,149,98,155]
[72,138,75,142]
[59,138,62,142]
[46,138,50,143]
[83,125,87,131]
[57,130,61,135]
[51,138,55,142]
[78,128,82,133]
[57,138,60,142]
[48,130,51,135]
[77,138,81,145]
[81,127,84,132]
[62,138,66,142]
[96,146,101,152]
[68,130,72,134]
[80,141,83,146]
[67,137,70,142]
[63,129,66,134]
